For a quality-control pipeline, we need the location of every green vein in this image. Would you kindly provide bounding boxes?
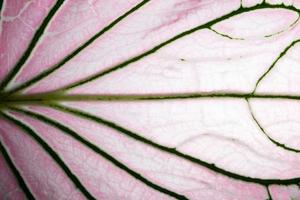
[252,39,300,94]
[209,27,244,40]
[0,0,65,91]
[0,139,35,199]
[266,186,273,200]
[6,0,151,94]
[1,92,300,106]
[8,106,188,200]
[0,111,97,200]
[50,103,300,186]
[0,0,3,21]
[265,14,300,38]
[6,2,300,95]
[54,2,300,92]
[247,99,300,153]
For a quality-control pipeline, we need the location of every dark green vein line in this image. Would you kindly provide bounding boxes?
[0,0,4,21]
[246,99,300,153]
[0,139,35,199]
[6,0,151,94]
[1,92,300,106]
[0,0,65,91]
[265,15,300,38]
[252,39,300,94]
[0,111,97,200]
[209,27,244,40]
[55,2,300,92]
[7,2,300,95]
[51,103,300,186]
[266,186,273,200]
[8,106,188,200]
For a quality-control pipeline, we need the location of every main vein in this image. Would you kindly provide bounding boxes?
[0,92,300,106]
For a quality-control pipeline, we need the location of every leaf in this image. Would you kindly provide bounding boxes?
[1,0,300,199]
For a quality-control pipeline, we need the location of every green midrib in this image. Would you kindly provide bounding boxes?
[0,92,299,107]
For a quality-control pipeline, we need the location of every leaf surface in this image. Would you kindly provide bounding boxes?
[1,0,300,199]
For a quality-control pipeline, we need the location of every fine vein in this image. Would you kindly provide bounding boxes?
[247,99,300,153]
[252,39,300,93]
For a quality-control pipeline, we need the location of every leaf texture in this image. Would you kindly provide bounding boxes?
[1,0,300,199]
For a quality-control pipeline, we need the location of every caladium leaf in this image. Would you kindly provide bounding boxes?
[1,0,300,199]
